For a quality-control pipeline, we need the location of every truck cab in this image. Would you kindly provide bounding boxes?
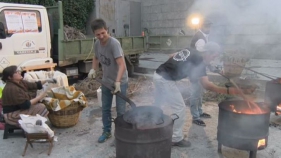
[0,2,53,73]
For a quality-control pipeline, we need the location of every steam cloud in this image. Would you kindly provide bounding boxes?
[187,0,281,59]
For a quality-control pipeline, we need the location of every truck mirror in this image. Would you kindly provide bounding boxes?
[0,22,6,39]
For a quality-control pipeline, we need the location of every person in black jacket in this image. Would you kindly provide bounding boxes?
[190,19,212,51]
[153,42,255,147]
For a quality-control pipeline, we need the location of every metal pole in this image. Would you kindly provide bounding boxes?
[234,63,276,80]
[218,142,222,153]
[249,150,257,158]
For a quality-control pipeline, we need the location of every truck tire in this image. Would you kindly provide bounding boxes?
[125,56,134,77]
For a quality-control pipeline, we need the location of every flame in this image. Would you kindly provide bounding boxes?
[229,102,267,114]
[277,104,281,111]
[276,104,281,115]
[257,139,266,148]
[230,105,242,113]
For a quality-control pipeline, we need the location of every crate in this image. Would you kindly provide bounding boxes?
[21,63,57,72]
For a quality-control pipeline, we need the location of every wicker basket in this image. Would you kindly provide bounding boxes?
[47,102,83,128]
[222,55,249,78]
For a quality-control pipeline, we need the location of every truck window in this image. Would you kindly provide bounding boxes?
[0,9,42,37]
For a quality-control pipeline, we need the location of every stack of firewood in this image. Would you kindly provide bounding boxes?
[64,25,86,40]
[74,78,101,97]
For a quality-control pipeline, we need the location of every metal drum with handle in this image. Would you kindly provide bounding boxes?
[96,78,179,158]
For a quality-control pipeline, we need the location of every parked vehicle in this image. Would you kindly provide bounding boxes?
[0,1,145,78]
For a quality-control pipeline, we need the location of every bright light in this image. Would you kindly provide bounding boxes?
[191,18,200,25]
[186,14,203,29]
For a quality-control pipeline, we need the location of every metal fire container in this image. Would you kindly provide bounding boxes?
[265,81,281,113]
[217,100,271,158]
[95,78,178,158]
[115,112,177,158]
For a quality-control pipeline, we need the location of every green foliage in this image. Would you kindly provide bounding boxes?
[62,0,94,32]
[0,0,94,31]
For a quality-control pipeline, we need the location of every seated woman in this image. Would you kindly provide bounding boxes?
[1,65,56,126]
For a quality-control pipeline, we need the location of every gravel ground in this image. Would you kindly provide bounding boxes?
[0,96,280,158]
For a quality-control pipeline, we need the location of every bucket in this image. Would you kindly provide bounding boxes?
[97,87,116,108]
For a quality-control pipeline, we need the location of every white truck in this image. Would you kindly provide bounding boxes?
[0,2,54,73]
[0,1,145,78]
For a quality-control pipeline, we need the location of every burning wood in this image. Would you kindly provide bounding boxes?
[277,104,281,111]
[276,104,281,115]
[230,105,242,113]
[229,103,268,115]
[228,79,263,113]
[247,101,263,114]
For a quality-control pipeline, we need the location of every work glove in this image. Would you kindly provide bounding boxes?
[88,69,102,79]
[113,82,121,94]
[45,78,57,84]
[88,69,96,79]
[38,83,53,101]
[43,83,53,93]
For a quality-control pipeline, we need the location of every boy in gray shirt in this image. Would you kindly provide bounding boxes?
[88,19,128,143]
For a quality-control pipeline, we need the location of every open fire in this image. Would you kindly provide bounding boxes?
[229,102,269,115]
[218,100,271,158]
[229,103,269,149]
[276,104,281,115]
[257,139,266,149]
[277,105,281,111]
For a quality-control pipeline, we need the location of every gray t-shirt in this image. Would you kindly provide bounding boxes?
[95,37,128,85]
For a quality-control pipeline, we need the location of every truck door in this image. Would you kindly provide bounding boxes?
[0,8,50,72]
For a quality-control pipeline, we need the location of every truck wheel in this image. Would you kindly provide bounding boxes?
[125,56,134,77]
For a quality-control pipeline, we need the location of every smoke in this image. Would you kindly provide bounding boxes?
[187,0,281,59]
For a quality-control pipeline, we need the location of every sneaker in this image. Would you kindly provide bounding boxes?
[172,139,191,147]
[98,132,112,143]
[192,119,206,127]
